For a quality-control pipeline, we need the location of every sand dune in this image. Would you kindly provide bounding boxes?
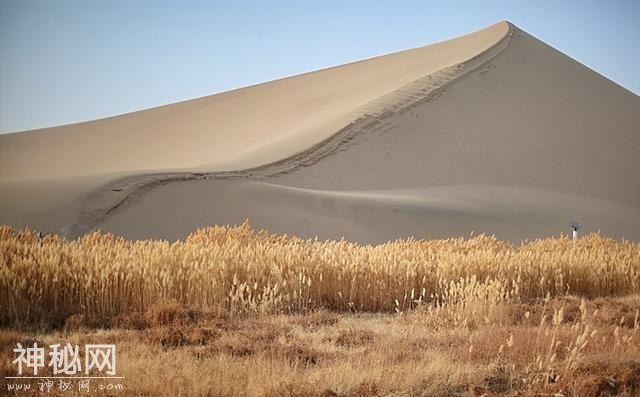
[1,21,638,242]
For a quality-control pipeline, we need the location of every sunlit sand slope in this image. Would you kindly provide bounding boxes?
[0,22,508,181]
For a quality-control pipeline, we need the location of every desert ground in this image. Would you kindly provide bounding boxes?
[1,21,639,396]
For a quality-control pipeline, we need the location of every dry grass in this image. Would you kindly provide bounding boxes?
[1,223,639,395]
[1,222,639,327]
[1,297,639,396]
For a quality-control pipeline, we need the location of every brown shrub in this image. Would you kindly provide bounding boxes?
[592,297,640,328]
[271,341,323,366]
[145,300,190,327]
[572,360,640,397]
[185,325,220,345]
[294,310,340,330]
[335,328,375,347]
[215,335,255,357]
[351,381,381,397]
[238,319,290,344]
[112,312,148,330]
[264,380,320,397]
[147,326,187,347]
[62,313,112,331]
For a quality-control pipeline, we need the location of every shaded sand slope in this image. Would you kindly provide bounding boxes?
[98,23,640,243]
[275,27,640,203]
[2,21,639,243]
[0,22,508,233]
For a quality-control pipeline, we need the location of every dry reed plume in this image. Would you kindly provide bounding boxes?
[1,222,638,327]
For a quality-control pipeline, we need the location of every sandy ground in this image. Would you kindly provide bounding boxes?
[98,181,640,243]
[1,21,639,242]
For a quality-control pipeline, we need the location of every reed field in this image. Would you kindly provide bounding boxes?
[1,223,640,396]
[1,222,639,326]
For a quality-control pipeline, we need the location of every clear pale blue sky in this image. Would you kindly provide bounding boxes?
[1,0,638,133]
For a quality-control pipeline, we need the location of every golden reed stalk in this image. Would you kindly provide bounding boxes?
[1,223,638,326]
